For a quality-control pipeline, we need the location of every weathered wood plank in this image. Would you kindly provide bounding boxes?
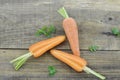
[53,0,120,11]
[0,0,120,80]
[0,0,120,50]
[0,49,119,80]
[1,20,120,50]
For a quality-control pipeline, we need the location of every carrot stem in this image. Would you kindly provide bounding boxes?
[10,52,32,70]
[15,57,27,70]
[83,66,106,80]
[58,7,69,18]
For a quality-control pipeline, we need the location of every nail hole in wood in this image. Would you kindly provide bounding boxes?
[100,20,103,22]
[3,51,6,53]
[108,17,113,21]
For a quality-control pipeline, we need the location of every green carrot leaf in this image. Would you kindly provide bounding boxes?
[35,30,43,36]
[46,25,56,37]
[48,25,56,33]
[89,45,99,52]
[35,25,56,38]
[111,27,120,36]
[48,66,57,76]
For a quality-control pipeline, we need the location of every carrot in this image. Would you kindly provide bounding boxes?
[29,36,65,57]
[51,49,87,68]
[50,49,85,72]
[58,7,80,56]
[50,49,106,80]
[10,35,65,70]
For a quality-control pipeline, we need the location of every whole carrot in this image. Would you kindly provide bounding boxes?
[10,35,65,70]
[58,7,80,56]
[50,49,106,80]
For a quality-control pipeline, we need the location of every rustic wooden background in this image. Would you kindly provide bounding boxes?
[0,0,120,80]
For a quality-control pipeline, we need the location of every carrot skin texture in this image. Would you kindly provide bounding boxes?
[50,49,87,72]
[51,50,87,67]
[63,18,80,56]
[29,36,65,52]
[29,36,65,58]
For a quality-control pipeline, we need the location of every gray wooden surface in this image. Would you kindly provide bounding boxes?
[0,0,120,50]
[0,0,120,80]
[0,49,119,80]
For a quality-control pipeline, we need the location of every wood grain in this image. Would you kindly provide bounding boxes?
[0,0,120,50]
[0,49,119,80]
[0,0,120,80]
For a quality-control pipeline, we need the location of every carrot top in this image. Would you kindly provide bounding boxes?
[58,7,69,18]
[10,52,32,70]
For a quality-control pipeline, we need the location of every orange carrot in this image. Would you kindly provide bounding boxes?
[10,35,65,70]
[50,49,86,72]
[51,49,86,69]
[63,18,80,56]
[58,7,80,56]
[50,49,106,80]
[29,36,65,57]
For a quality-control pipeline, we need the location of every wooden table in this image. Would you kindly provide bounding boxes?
[0,0,120,80]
